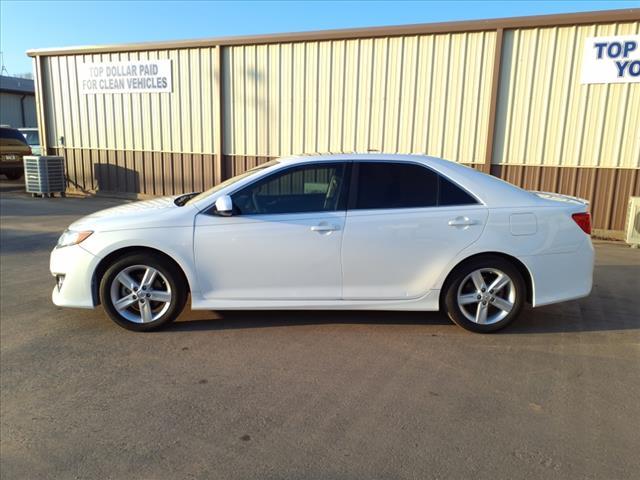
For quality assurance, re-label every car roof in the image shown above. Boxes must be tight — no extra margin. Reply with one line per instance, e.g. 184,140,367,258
279,153,481,174
0,126,21,133
280,153,435,163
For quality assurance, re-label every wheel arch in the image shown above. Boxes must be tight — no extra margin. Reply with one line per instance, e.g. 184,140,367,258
92,246,191,305
439,252,534,309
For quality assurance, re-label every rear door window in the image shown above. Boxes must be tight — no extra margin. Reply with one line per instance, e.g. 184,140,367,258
353,161,477,210
353,162,438,210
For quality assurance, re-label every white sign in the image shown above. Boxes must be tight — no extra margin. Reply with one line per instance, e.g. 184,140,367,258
78,60,172,93
581,35,640,84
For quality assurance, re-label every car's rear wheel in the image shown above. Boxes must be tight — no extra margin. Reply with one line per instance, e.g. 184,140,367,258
99,253,187,331
443,256,525,333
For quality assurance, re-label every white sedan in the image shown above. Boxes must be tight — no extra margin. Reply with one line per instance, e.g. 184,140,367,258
50,154,594,333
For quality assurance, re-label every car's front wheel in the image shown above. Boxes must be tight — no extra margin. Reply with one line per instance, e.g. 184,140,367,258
443,256,525,333
99,253,187,331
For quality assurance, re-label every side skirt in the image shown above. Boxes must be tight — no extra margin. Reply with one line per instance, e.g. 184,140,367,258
190,290,440,311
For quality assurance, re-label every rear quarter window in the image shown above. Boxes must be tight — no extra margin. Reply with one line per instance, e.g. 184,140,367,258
438,176,478,206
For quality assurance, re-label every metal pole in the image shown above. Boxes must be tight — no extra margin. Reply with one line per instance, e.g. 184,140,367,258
483,28,504,174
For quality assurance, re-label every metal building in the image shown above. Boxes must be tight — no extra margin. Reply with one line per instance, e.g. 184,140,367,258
0,76,37,128
27,9,640,236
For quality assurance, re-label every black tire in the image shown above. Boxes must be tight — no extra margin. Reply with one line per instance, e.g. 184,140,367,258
5,170,23,181
443,255,525,333
99,253,187,331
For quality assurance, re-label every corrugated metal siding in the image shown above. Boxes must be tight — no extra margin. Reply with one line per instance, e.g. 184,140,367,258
53,147,218,195
40,48,220,155
224,155,274,178
223,31,496,163
493,21,640,168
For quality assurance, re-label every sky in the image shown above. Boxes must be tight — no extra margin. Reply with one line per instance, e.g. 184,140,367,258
1,0,638,75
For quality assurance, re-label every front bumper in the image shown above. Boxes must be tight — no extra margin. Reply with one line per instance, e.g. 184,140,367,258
50,244,98,308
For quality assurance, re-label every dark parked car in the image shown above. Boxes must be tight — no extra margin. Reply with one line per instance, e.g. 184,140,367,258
0,127,31,180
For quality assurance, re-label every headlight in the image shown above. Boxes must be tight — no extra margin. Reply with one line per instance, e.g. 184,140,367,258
56,230,93,248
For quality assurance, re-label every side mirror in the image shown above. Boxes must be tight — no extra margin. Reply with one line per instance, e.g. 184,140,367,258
214,195,233,216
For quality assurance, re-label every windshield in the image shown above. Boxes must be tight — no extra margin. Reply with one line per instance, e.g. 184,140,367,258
185,160,280,205
21,130,40,146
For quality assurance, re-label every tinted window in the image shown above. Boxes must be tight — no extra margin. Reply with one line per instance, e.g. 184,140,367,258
21,130,40,146
355,162,438,209
438,176,477,206
232,163,347,215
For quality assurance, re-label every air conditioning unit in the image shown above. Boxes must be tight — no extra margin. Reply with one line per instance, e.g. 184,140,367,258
626,197,640,247
23,155,66,197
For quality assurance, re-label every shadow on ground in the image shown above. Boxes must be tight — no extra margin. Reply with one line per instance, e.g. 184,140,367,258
0,178,24,194
167,263,639,336
169,310,451,333
166,308,638,335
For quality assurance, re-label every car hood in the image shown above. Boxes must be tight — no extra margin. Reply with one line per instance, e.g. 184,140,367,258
68,196,195,232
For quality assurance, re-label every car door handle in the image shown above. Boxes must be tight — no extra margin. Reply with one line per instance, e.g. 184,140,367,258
448,217,479,227
310,224,339,233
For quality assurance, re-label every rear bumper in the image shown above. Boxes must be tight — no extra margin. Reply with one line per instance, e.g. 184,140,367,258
0,161,23,170
50,244,98,309
522,237,594,307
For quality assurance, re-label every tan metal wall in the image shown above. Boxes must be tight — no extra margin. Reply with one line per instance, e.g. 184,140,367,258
38,48,221,193
223,32,496,163
40,48,220,155
493,21,640,169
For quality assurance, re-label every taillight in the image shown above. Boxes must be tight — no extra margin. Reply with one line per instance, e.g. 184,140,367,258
572,212,591,235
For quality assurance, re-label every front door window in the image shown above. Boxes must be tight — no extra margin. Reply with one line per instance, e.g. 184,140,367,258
232,163,348,215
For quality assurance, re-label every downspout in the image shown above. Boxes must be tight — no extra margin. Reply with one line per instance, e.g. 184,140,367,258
20,94,27,127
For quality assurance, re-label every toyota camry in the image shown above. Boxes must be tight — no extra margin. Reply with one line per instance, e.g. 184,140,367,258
50,154,594,333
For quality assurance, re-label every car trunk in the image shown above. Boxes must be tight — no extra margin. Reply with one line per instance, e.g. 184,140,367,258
531,191,589,209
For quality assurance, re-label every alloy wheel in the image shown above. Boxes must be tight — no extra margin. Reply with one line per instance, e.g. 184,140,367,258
456,268,516,325
109,264,172,323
